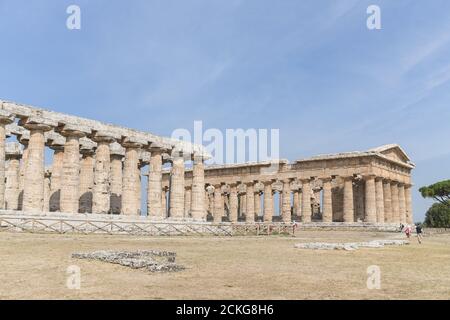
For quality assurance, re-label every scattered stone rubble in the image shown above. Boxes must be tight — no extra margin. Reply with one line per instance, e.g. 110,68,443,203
72,250,185,272
294,239,409,251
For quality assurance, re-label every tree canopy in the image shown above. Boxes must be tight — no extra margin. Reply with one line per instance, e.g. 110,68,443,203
419,180,450,207
424,202,450,228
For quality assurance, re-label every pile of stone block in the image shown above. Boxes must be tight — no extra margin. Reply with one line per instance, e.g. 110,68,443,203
72,250,185,272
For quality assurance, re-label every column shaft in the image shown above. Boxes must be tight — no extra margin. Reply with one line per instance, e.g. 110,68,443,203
281,181,291,223
49,148,64,212
301,179,312,223
364,176,377,223
110,155,123,214
263,182,273,222
147,151,163,219
391,183,400,223
60,135,82,213
246,183,255,222
322,178,333,223
92,141,112,214
79,152,95,213
122,146,141,215
405,185,413,224
343,177,354,223
383,181,392,223
229,185,238,222
398,184,406,224
5,156,20,210
213,185,223,223
375,178,385,223
190,156,206,221
169,157,185,219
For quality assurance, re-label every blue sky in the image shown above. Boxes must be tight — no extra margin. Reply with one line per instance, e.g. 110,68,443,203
1,0,450,221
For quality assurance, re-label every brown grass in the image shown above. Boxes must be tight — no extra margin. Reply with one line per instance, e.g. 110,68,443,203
0,230,449,300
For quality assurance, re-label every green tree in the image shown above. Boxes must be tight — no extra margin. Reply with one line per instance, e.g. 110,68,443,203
419,180,450,208
424,202,450,228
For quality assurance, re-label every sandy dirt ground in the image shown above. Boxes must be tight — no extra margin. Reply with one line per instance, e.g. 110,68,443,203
0,230,449,300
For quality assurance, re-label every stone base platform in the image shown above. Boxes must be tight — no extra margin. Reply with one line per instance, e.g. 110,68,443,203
0,210,399,236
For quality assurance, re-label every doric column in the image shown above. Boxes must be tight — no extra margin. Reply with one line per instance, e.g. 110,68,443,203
190,154,206,221
343,176,354,223
391,182,400,223
59,126,89,214
229,183,238,222
43,169,51,212
109,143,124,214
121,137,144,216
281,179,291,223
375,177,385,223
91,133,116,214
79,145,95,213
405,184,413,224
398,183,406,224
184,186,192,217
364,175,377,223
0,110,14,209
301,178,312,223
17,135,29,210
293,189,300,217
147,147,164,219
382,180,392,223
5,142,22,210
48,142,64,212
254,191,261,218
263,181,274,222
161,186,168,218
169,154,185,219
20,117,56,212
213,184,223,223
322,177,333,223
245,182,255,223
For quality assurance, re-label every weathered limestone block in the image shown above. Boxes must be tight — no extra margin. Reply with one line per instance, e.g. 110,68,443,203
169,155,185,219
342,176,354,223
322,178,333,223
364,175,377,223
59,125,90,213
375,177,385,223
5,142,21,210
0,110,14,209
190,155,206,221
21,117,57,212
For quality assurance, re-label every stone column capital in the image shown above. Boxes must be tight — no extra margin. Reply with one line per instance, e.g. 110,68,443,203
57,123,91,138
19,116,57,132
90,131,120,144
0,110,15,125
363,174,377,180
321,176,333,183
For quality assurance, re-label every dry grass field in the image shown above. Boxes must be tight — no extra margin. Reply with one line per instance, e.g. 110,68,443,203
0,230,449,300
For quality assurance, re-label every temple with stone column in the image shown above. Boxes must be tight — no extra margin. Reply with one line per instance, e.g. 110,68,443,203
0,99,415,230
162,145,415,225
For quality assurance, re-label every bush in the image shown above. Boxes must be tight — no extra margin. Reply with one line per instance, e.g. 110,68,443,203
424,202,450,228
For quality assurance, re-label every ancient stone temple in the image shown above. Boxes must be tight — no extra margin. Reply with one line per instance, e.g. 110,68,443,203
0,100,208,221
162,145,415,225
1,99,414,226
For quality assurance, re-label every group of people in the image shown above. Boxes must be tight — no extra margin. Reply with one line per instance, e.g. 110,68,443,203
401,223,423,244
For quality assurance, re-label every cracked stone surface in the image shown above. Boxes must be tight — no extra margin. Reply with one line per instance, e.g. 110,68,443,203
71,250,185,272
294,239,409,251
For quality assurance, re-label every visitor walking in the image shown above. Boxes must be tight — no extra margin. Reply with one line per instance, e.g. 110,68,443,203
416,224,423,244
404,225,412,239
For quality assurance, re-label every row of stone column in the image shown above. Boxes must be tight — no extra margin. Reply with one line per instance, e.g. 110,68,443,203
0,114,207,221
202,176,413,224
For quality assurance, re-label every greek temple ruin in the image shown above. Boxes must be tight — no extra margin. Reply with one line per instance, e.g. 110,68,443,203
0,100,208,221
0,99,414,227
162,145,415,225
